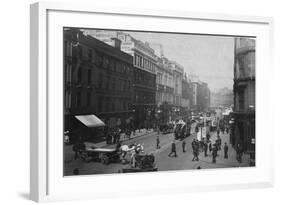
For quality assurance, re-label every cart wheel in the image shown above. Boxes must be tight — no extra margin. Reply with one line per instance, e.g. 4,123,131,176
101,154,109,165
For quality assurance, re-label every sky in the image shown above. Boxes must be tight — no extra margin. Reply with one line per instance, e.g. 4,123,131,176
126,31,235,92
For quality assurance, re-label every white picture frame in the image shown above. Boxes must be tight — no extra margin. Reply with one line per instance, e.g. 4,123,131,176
30,2,274,202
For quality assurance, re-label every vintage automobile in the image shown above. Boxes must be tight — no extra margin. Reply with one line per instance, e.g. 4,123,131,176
81,143,144,165
81,147,121,164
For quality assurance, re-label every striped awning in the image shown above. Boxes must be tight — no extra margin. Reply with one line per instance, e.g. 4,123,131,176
75,115,105,128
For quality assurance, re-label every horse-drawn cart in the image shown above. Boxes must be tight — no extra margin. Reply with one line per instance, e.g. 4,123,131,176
120,154,158,173
81,147,121,164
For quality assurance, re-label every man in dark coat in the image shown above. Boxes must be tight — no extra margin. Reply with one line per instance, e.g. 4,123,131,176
182,140,186,152
206,132,211,142
212,144,218,163
216,135,222,151
224,142,229,159
191,138,196,150
168,140,177,157
156,135,160,149
204,141,208,157
209,142,212,155
236,143,243,163
192,140,199,161
195,126,199,133
217,128,220,135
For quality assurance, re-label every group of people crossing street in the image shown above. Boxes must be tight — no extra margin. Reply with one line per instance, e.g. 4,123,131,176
157,124,236,166
152,120,246,170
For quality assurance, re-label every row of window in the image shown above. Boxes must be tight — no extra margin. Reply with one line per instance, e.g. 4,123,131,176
134,70,156,88
156,92,173,103
65,90,131,113
98,98,130,113
236,51,255,79
78,45,133,76
134,92,155,104
134,53,156,73
65,64,132,92
98,73,131,91
156,72,173,87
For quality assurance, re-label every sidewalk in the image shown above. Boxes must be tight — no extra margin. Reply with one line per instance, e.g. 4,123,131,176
85,129,156,149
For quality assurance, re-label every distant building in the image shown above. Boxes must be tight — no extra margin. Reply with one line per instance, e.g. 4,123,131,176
211,87,233,108
181,74,192,110
190,76,210,111
170,61,184,107
231,37,255,152
64,29,134,140
156,57,174,106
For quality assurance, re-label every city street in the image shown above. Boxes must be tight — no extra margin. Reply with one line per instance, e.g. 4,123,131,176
63,29,255,176
64,123,250,176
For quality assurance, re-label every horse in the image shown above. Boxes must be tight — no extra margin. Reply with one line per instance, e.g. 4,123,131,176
119,143,144,161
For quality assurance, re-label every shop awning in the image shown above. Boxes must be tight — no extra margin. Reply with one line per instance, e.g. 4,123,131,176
75,115,105,128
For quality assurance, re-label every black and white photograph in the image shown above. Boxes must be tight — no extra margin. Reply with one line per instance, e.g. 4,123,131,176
63,28,256,176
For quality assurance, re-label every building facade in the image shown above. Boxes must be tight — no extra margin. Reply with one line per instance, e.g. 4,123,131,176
170,61,184,107
181,74,192,110
231,37,255,152
64,29,134,140
190,79,210,112
156,56,174,106
83,30,158,129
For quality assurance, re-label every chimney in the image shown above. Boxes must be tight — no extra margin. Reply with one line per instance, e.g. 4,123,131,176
111,37,121,50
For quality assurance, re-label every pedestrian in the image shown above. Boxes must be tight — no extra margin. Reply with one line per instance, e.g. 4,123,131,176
195,126,199,133
191,138,196,150
206,132,211,142
236,143,243,163
156,135,160,149
222,127,225,134
192,140,199,161
209,142,212,154
182,140,186,152
168,140,177,157
212,144,218,163
224,142,229,159
194,141,200,161
204,141,208,157
216,135,222,151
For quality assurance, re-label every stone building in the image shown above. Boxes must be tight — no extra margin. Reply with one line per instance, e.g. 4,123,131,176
170,61,184,108
83,30,158,129
181,74,192,110
190,76,210,112
231,37,255,152
156,56,174,106
64,29,134,140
